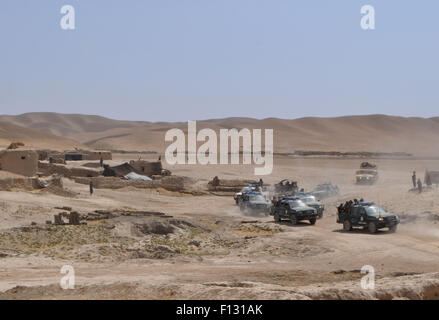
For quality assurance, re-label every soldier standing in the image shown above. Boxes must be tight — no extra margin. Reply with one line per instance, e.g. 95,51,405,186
417,178,422,193
90,181,94,196
412,171,417,189
100,157,104,168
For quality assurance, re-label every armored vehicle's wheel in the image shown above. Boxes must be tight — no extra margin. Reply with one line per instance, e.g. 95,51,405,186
274,212,281,222
389,225,397,233
290,214,297,225
309,218,316,225
368,222,377,234
343,220,352,231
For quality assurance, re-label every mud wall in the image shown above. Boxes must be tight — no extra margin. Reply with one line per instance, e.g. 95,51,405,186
74,175,186,192
0,150,38,177
0,178,34,191
48,150,112,161
36,150,52,161
38,162,101,178
84,151,112,161
48,153,65,161
207,178,257,192
0,175,63,191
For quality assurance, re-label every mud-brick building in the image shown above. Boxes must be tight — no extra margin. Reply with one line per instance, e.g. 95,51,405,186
84,150,112,161
129,160,163,176
0,149,38,176
62,150,112,161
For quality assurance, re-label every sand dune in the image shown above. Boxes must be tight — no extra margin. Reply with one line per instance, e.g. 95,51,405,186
0,121,84,151
1,113,439,155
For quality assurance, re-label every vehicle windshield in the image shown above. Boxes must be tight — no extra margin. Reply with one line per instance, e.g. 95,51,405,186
288,200,307,208
365,206,386,216
249,195,266,202
241,187,253,193
356,170,376,175
301,196,316,203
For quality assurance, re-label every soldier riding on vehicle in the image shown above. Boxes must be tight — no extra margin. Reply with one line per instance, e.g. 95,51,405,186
234,184,257,205
274,179,299,195
270,196,318,225
337,200,400,233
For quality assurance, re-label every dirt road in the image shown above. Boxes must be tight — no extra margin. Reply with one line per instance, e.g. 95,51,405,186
1,155,439,299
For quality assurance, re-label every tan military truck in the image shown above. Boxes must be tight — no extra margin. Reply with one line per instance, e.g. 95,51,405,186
355,162,378,185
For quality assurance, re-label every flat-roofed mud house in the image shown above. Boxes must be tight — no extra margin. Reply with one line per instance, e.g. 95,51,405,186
0,149,38,176
129,160,163,176
64,152,84,161
62,150,112,161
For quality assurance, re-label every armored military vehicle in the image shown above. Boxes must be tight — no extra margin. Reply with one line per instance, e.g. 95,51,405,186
296,193,325,218
356,162,378,185
337,201,400,233
234,184,258,205
239,191,271,216
270,197,318,225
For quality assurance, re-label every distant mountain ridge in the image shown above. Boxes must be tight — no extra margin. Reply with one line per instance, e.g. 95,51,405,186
1,112,438,155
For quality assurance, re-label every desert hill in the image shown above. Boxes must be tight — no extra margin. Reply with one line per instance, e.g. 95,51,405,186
1,113,439,155
0,113,140,142
0,121,84,151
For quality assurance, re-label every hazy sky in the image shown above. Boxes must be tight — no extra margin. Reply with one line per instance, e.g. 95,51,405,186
0,0,438,121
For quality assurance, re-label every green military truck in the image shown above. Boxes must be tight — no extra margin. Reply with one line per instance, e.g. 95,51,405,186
337,201,400,233
355,162,378,185
239,191,271,216
271,197,318,225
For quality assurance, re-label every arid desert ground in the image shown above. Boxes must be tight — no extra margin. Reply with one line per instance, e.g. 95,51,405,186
1,151,439,300
2,0,438,303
